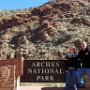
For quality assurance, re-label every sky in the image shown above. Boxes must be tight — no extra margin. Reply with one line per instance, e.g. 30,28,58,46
0,0,49,10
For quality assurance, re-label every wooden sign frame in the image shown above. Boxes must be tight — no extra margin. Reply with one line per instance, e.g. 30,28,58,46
0,57,24,76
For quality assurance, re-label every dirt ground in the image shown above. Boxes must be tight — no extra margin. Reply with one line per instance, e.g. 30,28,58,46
20,86,90,90
20,86,45,90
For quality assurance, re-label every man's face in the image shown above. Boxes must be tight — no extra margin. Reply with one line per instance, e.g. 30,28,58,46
81,42,87,50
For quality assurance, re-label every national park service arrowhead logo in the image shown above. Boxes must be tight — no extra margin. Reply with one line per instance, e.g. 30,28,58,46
0,66,10,86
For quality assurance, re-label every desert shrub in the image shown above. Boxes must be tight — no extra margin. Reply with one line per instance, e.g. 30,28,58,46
73,39,81,49
43,4,52,11
41,20,50,28
40,32,51,42
47,26,58,36
59,2,72,12
16,13,31,18
71,1,79,9
31,7,43,16
0,19,3,26
71,17,82,24
31,15,39,20
82,18,90,27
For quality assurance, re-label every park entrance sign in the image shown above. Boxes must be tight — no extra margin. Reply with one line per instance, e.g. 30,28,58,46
21,60,66,82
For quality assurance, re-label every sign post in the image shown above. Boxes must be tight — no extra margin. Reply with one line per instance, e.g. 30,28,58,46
14,65,16,90
16,56,24,90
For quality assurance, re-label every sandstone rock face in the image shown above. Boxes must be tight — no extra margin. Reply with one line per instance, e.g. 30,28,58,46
0,0,90,60
59,2,72,12
0,13,31,30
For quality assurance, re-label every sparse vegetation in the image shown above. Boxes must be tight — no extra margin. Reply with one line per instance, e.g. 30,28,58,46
0,0,90,60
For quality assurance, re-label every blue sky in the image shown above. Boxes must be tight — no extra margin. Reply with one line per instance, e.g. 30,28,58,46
0,0,48,10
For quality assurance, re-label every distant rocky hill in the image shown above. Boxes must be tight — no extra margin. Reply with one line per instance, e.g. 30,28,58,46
0,0,90,60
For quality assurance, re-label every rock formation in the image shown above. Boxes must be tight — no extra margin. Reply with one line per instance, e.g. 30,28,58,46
0,0,90,60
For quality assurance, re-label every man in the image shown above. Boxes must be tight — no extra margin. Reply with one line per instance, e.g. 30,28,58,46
76,41,90,88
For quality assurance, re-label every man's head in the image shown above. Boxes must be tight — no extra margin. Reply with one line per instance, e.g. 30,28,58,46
81,41,87,50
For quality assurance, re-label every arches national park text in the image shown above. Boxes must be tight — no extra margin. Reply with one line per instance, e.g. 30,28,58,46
28,61,62,81
20,60,66,82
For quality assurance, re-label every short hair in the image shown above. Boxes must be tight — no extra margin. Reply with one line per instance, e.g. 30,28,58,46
81,41,87,47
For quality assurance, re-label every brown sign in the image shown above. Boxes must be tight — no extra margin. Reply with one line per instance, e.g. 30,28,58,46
0,66,15,90
20,60,66,82
0,57,24,76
